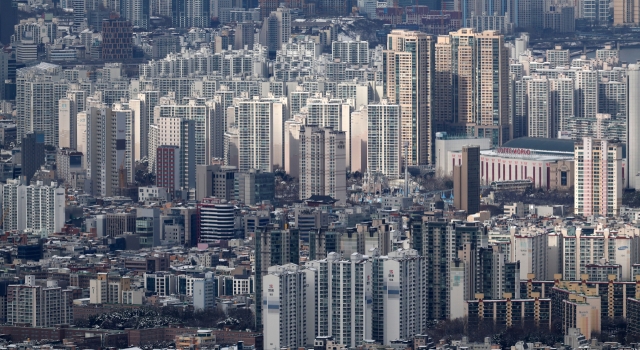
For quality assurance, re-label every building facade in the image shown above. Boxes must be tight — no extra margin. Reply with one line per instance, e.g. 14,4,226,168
574,137,623,217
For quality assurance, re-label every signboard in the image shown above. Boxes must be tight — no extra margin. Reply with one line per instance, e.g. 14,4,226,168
497,147,531,156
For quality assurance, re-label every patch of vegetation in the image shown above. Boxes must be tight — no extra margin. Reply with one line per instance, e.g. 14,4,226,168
75,306,255,331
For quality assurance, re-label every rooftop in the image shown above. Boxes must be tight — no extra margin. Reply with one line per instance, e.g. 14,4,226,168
502,137,576,153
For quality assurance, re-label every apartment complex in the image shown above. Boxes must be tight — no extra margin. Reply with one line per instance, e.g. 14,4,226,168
2,179,65,234
7,276,73,327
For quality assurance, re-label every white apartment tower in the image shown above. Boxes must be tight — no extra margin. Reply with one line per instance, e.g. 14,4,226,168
236,98,276,172
527,77,552,138
59,97,76,149
16,63,66,145
562,227,639,281
628,64,640,189
2,179,27,232
26,181,66,235
303,98,352,167
574,137,623,217
575,68,599,119
86,107,128,197
332,40,369,65
2,180,65,234
550,76,574,134
284,115,306,178
154,98,214,167
372,249,428,345
306,252,373,348
298,126,347,203
510,229,548,280
263,264,313,350
546,46,570,68
367,102,401,178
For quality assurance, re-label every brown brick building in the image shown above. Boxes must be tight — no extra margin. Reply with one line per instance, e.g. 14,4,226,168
101,19,133,61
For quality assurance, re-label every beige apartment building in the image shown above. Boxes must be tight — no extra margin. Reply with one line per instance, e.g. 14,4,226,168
383,30,434,165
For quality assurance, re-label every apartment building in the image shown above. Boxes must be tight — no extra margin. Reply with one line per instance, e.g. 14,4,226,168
383,30,433,165
574,137,623,217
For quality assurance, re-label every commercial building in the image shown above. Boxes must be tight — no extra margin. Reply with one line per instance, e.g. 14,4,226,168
447,137,575,190
156,146,181,197
574,137,623,217
193,278,215,311
144,272,177,296
435,133,491,177
236,169,275,205
453,145,480,214
99,212,136,238
21,132,45,186
101,19,133,60
195,164,236,202
197,198,236,242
